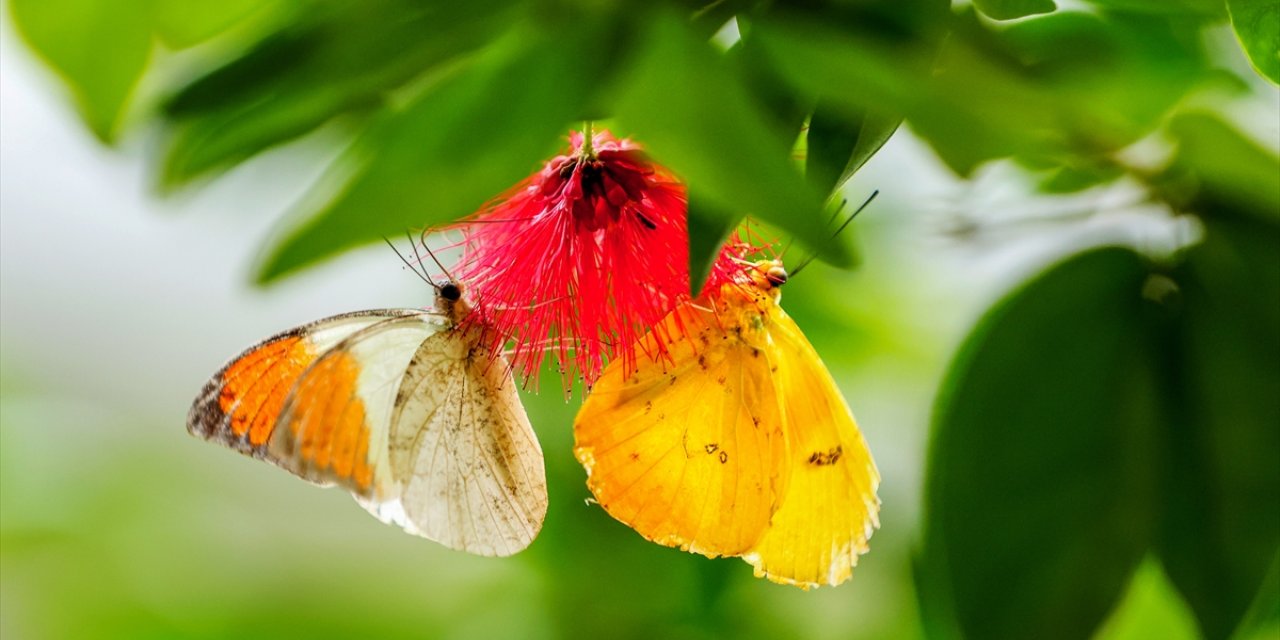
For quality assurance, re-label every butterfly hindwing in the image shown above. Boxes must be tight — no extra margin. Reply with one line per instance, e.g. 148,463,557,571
391,327,548,557
742,306,881,588
574,304,788,557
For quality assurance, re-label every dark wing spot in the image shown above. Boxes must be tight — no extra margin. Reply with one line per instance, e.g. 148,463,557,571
718,451,729,464
698,354,707,370
704,443,719,454
629,452,640,461
808,445,845,466
644,400,652,415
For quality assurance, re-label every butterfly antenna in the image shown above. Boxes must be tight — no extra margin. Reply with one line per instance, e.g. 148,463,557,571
383,236,439,290
404,230,435,283
419,235,457,283
792,190,879,277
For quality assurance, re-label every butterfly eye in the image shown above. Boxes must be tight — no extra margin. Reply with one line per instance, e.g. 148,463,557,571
765,265,789,287
440,282,462,302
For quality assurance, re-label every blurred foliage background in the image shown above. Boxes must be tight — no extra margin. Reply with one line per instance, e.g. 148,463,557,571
2,0,1278,638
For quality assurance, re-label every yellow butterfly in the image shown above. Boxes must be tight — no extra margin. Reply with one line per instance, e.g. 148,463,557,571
573,259,880,587
188,280,548,557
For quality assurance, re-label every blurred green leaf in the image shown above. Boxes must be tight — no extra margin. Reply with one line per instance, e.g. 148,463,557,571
754,14,1058,175
688,196,741,298
1235,552,1280,639
151,0,274,49
612,11,846,266
256,20,603,282
1081,0,1225,15
1034,161,1124,194
921,247,1158,640
1227,0,1280,83
806,100,900,198
757,10,1208,175
9,0,151,142
1164,112,1280,226
1159,218,1280,640
998,12,1208,147
1095,557,1201,640
973,0,1057,20
161,0,513,186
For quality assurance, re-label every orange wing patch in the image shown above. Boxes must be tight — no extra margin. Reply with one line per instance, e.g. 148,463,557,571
282,351,375,491
217,336,315,447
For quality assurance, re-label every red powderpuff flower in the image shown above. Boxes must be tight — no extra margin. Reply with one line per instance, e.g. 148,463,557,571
451,129,741,391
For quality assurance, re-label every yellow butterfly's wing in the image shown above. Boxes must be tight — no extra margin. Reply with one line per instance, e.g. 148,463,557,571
742,305,881,588
387,326,548,557
574,303,789,557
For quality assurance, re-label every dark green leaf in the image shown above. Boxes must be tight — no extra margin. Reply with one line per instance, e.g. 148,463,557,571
161,0,512,185
1159,218,1280,640
806,100,900,198
255,22,602,282
1227,0,1280,83
921,247,1159,640
9,0,151,142
1234,551,1280,639
612,11,846,266
687,196,741,298
973,0,1057,20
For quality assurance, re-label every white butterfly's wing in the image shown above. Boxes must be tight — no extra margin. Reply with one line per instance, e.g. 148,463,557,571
187,309,429,466
388,328,548,557
267,313,446,499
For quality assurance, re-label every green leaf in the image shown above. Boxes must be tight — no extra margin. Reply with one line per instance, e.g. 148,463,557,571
255,21,602,283
151,0,275,49
920,247,1159,640
1235,551,1280,640
1165,112,1280,227
687,196,741,298
612,11,846,266
161,0,512,186
1095,557,1201,640
1159,218,1280,640
806,100,900,198
1226,0,1280,83
753,15,1057,175
9,0,152,142
973,0,1057,20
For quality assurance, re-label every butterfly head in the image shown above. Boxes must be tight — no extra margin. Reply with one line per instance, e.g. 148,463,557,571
434,279,470,320
745,259,788,290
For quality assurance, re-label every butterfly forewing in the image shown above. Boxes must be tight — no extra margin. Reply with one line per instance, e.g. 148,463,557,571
268,313,445,498
574,303,788,557
187,309,426,465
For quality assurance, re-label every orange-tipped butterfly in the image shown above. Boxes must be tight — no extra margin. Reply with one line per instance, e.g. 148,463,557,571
573,259,880,587
188,278,547,557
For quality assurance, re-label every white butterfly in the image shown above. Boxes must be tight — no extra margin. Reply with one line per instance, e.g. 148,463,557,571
187,280,547,557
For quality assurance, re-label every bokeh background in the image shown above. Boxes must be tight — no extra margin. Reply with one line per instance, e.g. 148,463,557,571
2,1,1277,639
